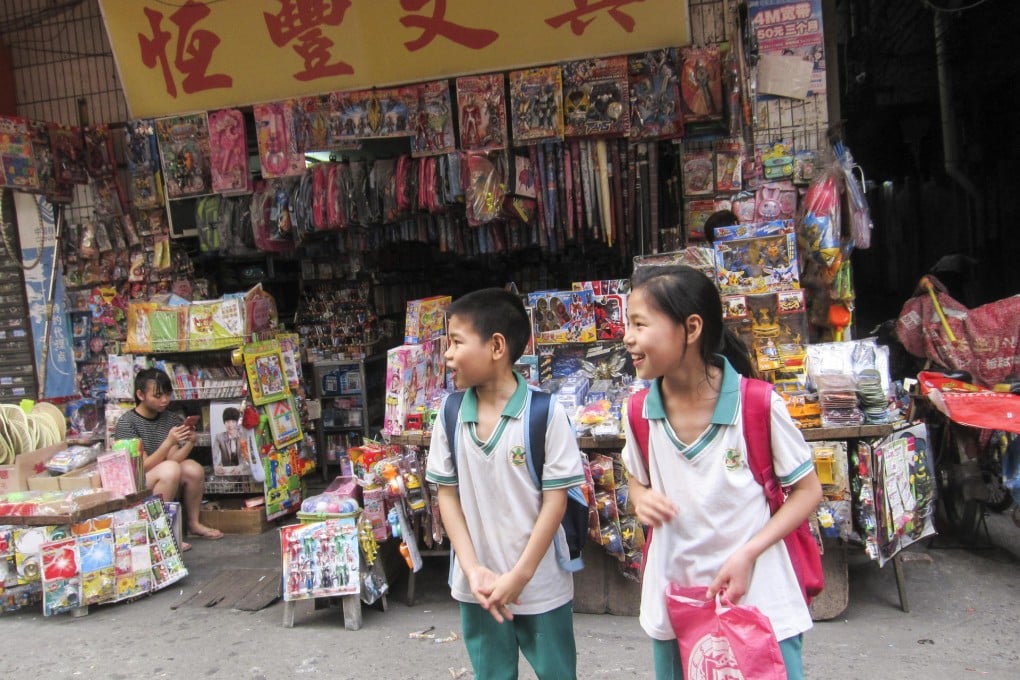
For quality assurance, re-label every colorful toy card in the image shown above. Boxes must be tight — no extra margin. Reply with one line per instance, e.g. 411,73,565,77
50,123,88,185
41,538,81,616
330,87,419,140
265,394,303,450
456,73,507,151
528,290,597,344
628,48,683,140
404,295,451,344
77,529,115,605
292,94,332,152
0,115,39,191
83,124,116,179
562,56,630,138
509,66,564,145
411,80,456,157
263,445,304,520
713,220,800,294
187,298,245,351
208,108,251,195
681,150,714,196
253,100,305,179
29,120,73,203
714,139,744,192
243,340,291,405
155,113,213,198
280,516,360,601
679,45,724,123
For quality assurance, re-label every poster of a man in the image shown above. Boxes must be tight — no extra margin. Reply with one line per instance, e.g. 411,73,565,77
211,401,247,476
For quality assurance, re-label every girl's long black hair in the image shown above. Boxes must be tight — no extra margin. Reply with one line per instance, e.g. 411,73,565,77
630,264,756,378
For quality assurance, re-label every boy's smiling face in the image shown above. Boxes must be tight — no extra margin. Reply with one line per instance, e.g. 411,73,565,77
444,314,495,390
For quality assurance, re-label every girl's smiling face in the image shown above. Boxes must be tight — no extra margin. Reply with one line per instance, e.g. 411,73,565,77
624,287,692,380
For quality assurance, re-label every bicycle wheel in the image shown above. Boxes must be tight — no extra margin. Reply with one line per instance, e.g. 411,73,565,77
933,420,983,537
984,432,1015,512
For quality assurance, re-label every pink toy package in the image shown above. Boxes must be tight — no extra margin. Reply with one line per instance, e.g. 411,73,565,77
383,344,429,435
209,108,251,195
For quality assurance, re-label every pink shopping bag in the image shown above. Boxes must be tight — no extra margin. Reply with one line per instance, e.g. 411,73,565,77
665,583,787,680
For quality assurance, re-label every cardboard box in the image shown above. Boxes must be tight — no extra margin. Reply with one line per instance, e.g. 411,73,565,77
59,462,103,491
198,498,271,534
0,443,66,495
27,473,62,492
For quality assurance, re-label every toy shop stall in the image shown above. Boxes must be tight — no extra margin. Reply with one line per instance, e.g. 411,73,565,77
0,0,937,624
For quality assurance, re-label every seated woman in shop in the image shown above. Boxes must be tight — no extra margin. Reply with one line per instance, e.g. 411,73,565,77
114,368,223,547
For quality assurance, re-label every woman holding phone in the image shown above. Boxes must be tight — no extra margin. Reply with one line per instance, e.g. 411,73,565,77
114,368,224,548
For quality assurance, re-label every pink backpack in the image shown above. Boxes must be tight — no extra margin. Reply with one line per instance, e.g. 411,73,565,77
627,377,823,603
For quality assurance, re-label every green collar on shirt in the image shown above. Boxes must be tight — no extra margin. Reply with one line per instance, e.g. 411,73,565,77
645,355,741,426
459,371,529,424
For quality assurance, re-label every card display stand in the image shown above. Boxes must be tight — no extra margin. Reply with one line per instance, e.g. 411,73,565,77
279,511,375,630
0,495,187,617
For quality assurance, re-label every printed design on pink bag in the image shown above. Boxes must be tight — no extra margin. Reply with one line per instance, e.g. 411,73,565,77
686,632,742,679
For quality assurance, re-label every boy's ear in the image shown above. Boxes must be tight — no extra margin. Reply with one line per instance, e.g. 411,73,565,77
489,332,508,359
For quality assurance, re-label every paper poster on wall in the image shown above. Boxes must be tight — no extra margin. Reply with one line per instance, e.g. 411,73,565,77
210,400,248,476
749,0,826,97
15,192,76,398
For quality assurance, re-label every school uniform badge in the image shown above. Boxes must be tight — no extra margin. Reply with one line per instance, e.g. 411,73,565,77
509,445,527,467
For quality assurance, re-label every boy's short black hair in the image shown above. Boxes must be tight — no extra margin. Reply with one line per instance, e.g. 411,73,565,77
446,288,531,363
704,209,739,244
222,407,240,423
134,367,173,405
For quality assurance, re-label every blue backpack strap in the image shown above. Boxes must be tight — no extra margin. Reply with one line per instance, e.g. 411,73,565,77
523,390,552,487
440,390,466,587
442,391,467,474
525,390,586,572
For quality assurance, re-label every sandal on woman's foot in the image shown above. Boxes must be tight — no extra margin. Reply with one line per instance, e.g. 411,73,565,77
181,542,193,552
190,527,224,539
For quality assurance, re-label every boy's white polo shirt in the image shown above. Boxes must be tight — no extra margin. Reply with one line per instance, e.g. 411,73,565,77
426,372,586,615
621,358,814,641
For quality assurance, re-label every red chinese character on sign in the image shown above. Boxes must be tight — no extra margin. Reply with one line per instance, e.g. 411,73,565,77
545,0,644,36
399,0,499,51
264,0,354,81
138,1,232,97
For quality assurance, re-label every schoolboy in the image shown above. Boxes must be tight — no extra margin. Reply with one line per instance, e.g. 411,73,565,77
425,288,585,680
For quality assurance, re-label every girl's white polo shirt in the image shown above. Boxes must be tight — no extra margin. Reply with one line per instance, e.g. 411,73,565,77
621,359,814,641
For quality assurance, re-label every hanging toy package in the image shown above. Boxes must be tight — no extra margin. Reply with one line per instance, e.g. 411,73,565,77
834,139,873,250
798,159,842,272
462,151,507,226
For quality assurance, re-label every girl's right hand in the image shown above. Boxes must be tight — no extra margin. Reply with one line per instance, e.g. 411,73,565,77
168,424,192,446
632,485,678,528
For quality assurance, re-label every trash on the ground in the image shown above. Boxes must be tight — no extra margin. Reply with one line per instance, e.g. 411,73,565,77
449,667,471,679
434,631,459,644
409,625,436,639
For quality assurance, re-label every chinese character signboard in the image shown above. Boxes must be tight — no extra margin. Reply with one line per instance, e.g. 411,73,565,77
98,0,692,118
